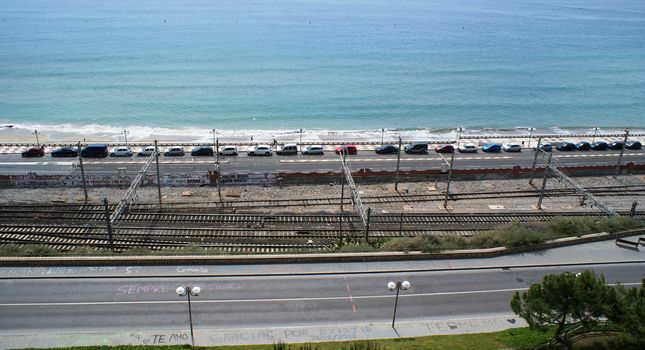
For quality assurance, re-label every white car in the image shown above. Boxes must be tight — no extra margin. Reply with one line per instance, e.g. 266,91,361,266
248,145,272,156
137,146,157,156
218,146,238,156
458,143,477,153
502,143,522,152
163,146,185,156
302,145,324,155
109,146,133,157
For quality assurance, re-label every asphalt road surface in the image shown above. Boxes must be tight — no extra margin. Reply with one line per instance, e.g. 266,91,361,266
1,149,644,175
0,262,642,334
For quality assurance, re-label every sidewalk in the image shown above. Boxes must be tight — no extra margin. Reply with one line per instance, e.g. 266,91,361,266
0,315,527,349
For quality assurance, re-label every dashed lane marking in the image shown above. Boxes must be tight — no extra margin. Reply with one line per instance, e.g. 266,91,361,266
280,157,514,163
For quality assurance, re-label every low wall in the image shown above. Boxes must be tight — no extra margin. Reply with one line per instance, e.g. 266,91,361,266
1,163,644,188
0,173,209,188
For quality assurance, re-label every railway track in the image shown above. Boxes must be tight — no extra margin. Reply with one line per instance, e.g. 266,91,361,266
1,184,643,213
1,210,643,253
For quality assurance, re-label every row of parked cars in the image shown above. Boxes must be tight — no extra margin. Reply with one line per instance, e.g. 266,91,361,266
19,143,358,158
19,139,644,158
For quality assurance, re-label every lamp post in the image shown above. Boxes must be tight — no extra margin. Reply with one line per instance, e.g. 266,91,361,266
527,127,535,148
456,127,464,147
123,129,129,146
387,280,410,328
381,128,385,146
592,127,599,143
176,285,201,346
34,130,40,147
299,128,303,150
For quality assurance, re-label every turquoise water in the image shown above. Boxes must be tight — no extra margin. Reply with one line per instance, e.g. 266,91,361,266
0,0,644,133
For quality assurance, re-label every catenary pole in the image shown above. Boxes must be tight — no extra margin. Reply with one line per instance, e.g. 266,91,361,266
77,141,88,202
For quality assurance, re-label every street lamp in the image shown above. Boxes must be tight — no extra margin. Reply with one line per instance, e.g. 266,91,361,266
299,128,303,150
176,285,201,346
34,130,40,147
387,280,410,328
456,127,464,147
592,127,599,143
123,129,129,146
527,127,535,148
381,128,385,146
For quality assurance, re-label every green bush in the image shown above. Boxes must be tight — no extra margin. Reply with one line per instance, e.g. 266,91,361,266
381,235,441,252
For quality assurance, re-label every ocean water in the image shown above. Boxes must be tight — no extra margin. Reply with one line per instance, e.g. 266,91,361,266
0,0,644,139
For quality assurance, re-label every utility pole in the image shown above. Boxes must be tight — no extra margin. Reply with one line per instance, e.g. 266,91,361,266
614,129,629,179
123,129,128,146
537,152,553,209
395,137,402,191
299,128,303,150
339,151,346,241
34,130,40,147
443,151,455,208
381,128,385,145
364,207,371,243
77,141,88,202
103,198,114,252
154,140,162,208
528,136,543,186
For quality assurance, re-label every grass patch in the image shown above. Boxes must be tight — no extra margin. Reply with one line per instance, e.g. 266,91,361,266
18,327,560,350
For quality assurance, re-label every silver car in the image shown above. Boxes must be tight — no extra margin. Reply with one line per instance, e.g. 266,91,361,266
302,145,324,155
163,146,185,156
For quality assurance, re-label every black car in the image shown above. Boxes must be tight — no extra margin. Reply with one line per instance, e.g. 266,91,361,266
590,141,608,150
608,141,624,150
51,146,78,157
556,142,576,152
375,144,399,154
576,141,591,151
625,140,642,150
191,146,214,156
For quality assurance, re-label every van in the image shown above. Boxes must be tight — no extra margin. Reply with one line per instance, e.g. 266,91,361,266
276,144,298,155
81,144,109,158
404,142,428,154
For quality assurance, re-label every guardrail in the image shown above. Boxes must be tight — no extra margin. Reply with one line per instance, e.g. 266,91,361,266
615,238,639,250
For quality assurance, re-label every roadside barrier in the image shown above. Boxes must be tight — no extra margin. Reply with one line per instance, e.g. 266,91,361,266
615,238,639,250
639,237,645,246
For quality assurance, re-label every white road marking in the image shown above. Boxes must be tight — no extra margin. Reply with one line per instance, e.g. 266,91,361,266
1,283,640,307
280,157,514,163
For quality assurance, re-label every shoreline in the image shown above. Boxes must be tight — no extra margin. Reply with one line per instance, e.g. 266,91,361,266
0,124,642,146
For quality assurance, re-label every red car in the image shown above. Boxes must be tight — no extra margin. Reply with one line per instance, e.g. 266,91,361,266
335,144,357,155
435,144,455,153
21,146,45,158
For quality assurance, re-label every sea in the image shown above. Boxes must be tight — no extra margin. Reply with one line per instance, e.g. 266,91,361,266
0,0,644,142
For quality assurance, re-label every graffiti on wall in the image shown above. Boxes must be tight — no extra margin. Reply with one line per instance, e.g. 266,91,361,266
9,173,209,187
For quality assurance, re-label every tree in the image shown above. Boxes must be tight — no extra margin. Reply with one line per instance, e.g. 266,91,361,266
511,271,609,350
605,279,645,341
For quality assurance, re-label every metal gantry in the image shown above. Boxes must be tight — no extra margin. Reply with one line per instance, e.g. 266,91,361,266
534,149,618,216
110,150,159,224
339,152,369,230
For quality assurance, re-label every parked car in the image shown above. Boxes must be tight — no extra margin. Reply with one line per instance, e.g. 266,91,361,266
335,144,357,155
276,144,298,155
556,142,576,152
435,144,454,153
191,146,214,156
375,144,399,154
457,143,477,153
163,146,185,156
21,146,45,158
51,146,78,157
137,146,158,156
403,142,428,154
81,144,109,158
248,145,272,156
502,143,522,152
302,145,324,155
576,141,591,151
535,142,553,152
625,140,642,150
591,141,608,150
109,146,133,157
481,143,502,153
608,141,624,150
218,146,238,156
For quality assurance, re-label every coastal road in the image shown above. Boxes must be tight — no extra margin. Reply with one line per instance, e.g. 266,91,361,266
0,262,643,335
1,149,644,175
